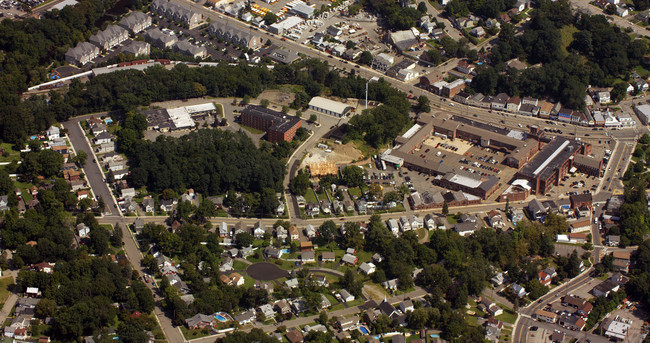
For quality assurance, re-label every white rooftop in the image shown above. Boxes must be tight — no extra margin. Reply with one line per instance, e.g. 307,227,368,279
270,16,304,31
185,103,216,114
448,173,481,188
606,319,631,340
401,124,422,139
308,96,351,114
168,107,196,129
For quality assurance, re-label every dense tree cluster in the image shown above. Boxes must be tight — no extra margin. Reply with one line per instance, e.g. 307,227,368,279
619,136,650,245
126,129,285,195
16,257,155,341
470,0,647,110
0,0,116,102
626,239,650,308
364,0,422,30
445,0,516,19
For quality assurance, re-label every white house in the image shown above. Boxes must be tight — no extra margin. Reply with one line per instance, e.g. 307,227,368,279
46,126,60,140
339,289,355,302
359,262,376,275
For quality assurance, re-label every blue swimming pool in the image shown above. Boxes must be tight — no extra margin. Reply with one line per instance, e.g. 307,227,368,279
359,326,369,334
281,249,290,254
215,315,227,322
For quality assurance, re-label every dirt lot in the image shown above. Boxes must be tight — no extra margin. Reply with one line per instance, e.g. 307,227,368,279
301,139,363,171
257,89,297,109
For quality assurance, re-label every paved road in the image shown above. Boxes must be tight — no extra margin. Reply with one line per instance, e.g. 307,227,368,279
513,267,594,343
64,116,186,343
62,117,120,216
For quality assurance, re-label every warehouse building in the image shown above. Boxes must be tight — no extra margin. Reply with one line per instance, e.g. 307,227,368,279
240,105,302,143
308,97,353,118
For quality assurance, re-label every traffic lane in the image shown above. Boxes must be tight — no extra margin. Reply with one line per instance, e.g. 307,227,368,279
518,317,611,343
118,222,187,343
63,119,118,216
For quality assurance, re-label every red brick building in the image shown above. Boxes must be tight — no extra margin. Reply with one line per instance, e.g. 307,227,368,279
240,105,302,143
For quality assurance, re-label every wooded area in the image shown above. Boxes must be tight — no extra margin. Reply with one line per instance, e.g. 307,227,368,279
469,0,647,110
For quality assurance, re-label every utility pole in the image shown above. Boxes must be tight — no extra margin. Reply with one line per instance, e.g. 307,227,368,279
365,80,368,111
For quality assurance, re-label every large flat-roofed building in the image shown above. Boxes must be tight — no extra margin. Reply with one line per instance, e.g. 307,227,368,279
308,97,353,118
269,16,304,35
635,104,650,125
433,172,499,200
516,137,583,194
241,105,302,143
572,154,603,177
141,105,203,131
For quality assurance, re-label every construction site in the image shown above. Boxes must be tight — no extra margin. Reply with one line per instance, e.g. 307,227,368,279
301,139,364,177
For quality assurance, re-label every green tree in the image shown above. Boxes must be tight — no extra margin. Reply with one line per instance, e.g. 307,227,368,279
442,201,449,216
358,51,373,65
342,166,364,187
309,114,318,123
318,220,337,243
264,12,278,24
235,232,254,248
261,99,270,108
289,170,311,196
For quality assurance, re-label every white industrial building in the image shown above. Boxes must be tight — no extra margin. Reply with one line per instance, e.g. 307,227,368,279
269,16,304,35
308,97,353,118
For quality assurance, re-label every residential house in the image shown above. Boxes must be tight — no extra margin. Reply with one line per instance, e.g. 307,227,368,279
94,132,113,145
289,226,299,240
258,304,275,319
559,313,586,331
274,300,291,314
305,202,320,216
511,283,526,298
65,42,100,66
208,22,262,50
311,274,329,287
339,289,355,302
321,251,335,262
341,253,358,265
535,309,557,323
301,251,315,263
234,310,256,325
185,314,213,330
77,223,90,238
487,210,505,229
276,225,288,240
538,270,552,286
143,197,155,213
144,28,178,49
285,278,299,289
264,246,283,259
160,199,176,212
527,198,546,220
174,39,207,58
478,298,503,316
89,25,128,51
383,278,399,291
118,11,152,33
399,300,414,313
506,96,521,112
359,262,376,275
304,224,316,239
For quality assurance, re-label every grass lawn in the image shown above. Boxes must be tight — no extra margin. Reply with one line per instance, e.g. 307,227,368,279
348,187,362,199
0,276,14,306
233,260,249,271
446,215,458,225
559,25,579,54
495,304,518,324
304,188,318,204
242,275,256,289
180,327,211,340
387,203,406,213
0,143,20,163
356,249,373,263
246,254,265,263
240,124,265,135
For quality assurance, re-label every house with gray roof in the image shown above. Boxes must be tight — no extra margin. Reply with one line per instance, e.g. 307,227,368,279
208,22,262,50
89,25,128,51
65,42,100,66
151,0,203,28
122,41,150,56
175,39,207,59
118,11,152,33
144,28,178,49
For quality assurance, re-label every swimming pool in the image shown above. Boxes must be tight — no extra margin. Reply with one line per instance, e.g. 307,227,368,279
281,249,290,254
359,326,369,334
215,315,227,322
